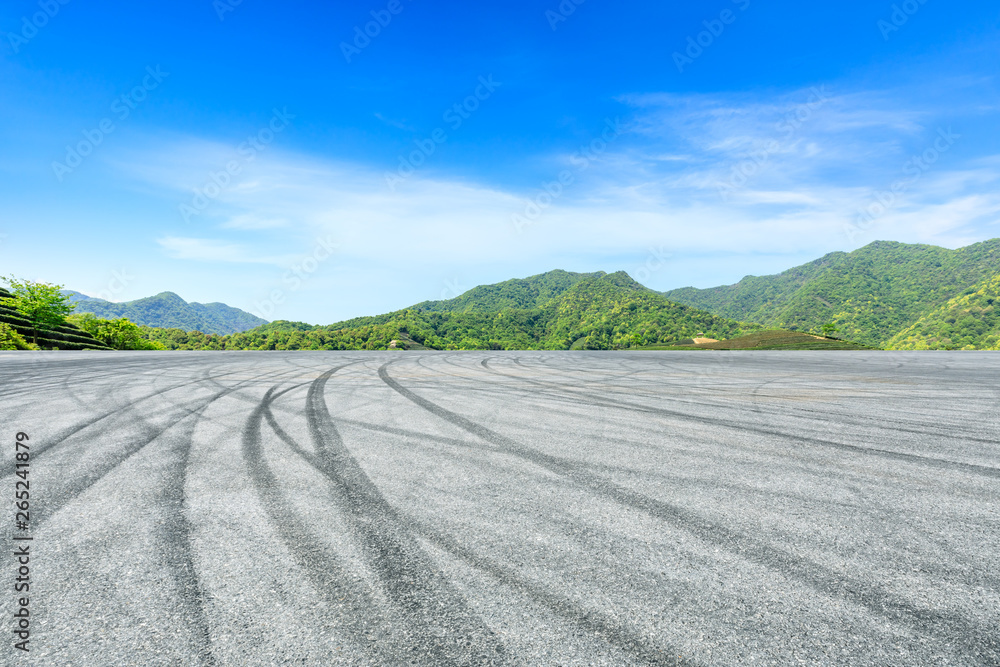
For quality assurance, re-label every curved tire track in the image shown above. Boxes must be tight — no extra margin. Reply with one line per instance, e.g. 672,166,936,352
1,362,246,474
245,372,507,665
480,357,1000,480
378,358,1000,664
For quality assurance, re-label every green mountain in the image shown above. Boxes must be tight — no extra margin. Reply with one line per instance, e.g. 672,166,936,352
887,272,1000,350
16,241,1000,351
536,271,756,349
663,239,1000,348
66,290,267,335
143,271,763,351
413,269,603,313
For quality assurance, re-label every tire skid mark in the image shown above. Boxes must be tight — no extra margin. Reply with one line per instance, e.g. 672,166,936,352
734,368,1000,447
505,355,1000,450
307,372,694,665
154,402,222,667
197,366,318,405
55,364,161,404
514,355,689,393
0,356,165,396
57,364,160,411
407,518,701,667
643,355,999,446
491,356,746,409
325,416,819,519
290,367,508,665
329,417,881,516
16,368,280,535
155,362,314,667
1,363,247,474
267,411,545,506
481,358,1000,480
5,351,209,383
379,359,1000,662
54,357,221,413
8,364,300,554
479,360,1000,492
243,384,419,666
433,356,637,415
2,368,294,663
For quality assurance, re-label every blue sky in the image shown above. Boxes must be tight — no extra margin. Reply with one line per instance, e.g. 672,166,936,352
1,0,998,323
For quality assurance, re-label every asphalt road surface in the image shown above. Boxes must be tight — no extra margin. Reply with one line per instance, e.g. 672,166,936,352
1,351,999,666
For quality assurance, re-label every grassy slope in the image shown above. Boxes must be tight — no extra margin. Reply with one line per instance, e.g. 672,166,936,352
636,330,873,351
664,239,1000,348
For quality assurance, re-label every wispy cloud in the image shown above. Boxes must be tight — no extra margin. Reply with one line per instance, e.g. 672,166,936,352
220,213,291,230
118,76,1000,308
156,236,291,265
374,112,415,132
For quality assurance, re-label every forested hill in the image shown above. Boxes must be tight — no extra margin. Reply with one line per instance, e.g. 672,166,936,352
143,271,762,351
66,290,267,335
412,269,604,313
887,271,1000,350
663,239,1000,348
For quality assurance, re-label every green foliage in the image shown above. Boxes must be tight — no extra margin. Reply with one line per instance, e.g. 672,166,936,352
637,330,873,351
887,272,1000,350
0,286,108,350
3,276,76,344
414,269,603,313
68,313,165,350
140,272,761,351
664,239,1000,348
65,290,267,335
0,322,34,350
537,271,758,349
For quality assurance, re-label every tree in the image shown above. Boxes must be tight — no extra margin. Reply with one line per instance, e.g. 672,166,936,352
820,322,837,338
3,276,75,345
68,313,165,350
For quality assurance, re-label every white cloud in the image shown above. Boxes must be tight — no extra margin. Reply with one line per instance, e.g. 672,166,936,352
156,236,291,265
221,213,290,230
128,125,999,266
113,79,1000,322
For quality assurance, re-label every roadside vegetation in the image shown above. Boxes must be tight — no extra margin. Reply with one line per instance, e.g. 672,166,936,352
67,313,165,350
634,330,875,351
0,277,160,350
1,279,109,350
0,322,36,350
4,275,76,346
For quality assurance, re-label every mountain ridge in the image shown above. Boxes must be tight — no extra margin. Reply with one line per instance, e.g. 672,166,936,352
412,269,606,313
66,290,267,335
29,237,1000,350
142,270,763,351
663,238,1000,348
